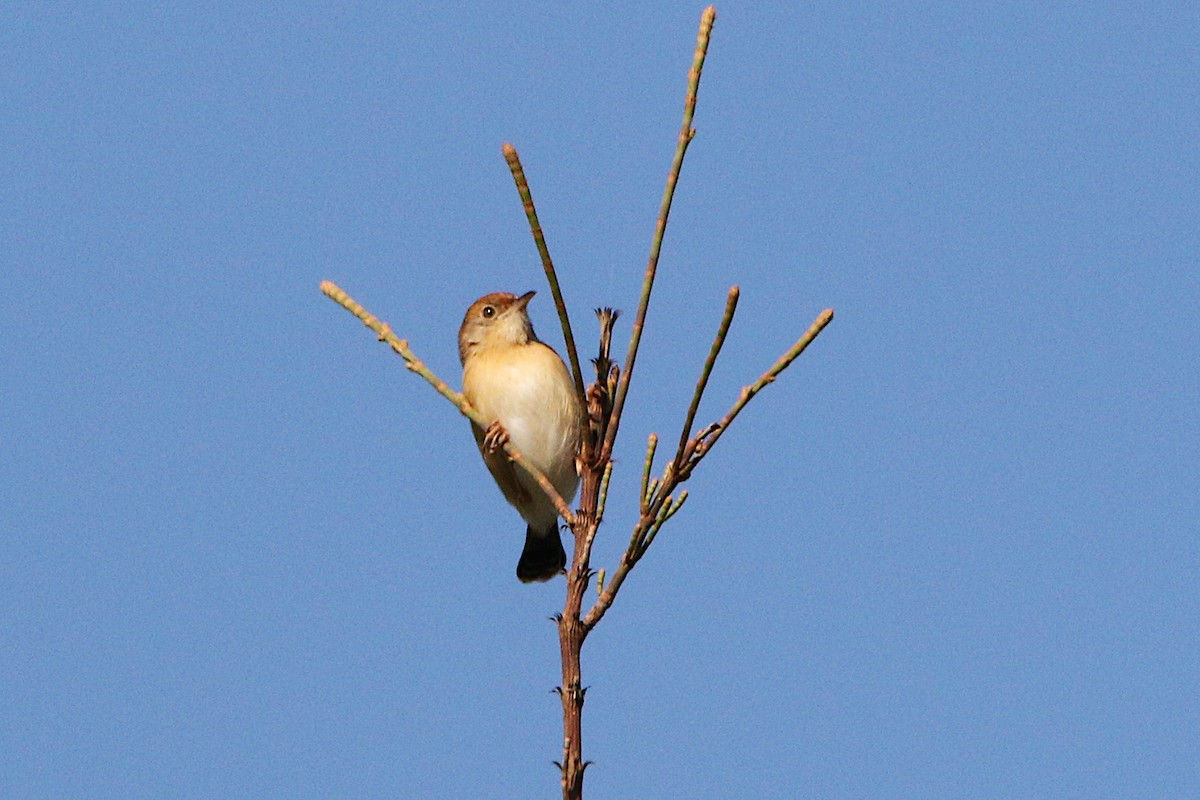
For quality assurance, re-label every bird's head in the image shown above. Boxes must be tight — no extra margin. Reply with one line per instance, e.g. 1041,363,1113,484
458,291,538,365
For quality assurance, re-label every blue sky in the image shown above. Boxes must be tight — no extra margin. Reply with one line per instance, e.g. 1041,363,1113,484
3,2,1197,798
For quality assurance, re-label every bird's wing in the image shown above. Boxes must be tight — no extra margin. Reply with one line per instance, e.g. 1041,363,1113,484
471,423,532,507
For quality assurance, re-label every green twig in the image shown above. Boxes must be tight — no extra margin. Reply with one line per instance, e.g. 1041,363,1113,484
596,460,614,525
642,490,688,552
640,433,658,513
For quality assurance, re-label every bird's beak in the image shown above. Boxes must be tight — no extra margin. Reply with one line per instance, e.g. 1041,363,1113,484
515,291,536,311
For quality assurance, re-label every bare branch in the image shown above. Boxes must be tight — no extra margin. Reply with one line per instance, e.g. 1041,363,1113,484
601,6,717,464
584,549,633,631
320,280,577,527
689,307,834,464
673,285,739,469
585,303,833,632
502,143,588,421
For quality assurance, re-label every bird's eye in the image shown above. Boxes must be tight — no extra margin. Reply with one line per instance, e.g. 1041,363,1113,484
482,306,496,318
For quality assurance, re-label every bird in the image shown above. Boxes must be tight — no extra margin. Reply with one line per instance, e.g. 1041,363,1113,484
459,291,583,582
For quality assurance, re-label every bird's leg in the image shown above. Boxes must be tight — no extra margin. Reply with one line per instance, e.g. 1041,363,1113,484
483,421,510,454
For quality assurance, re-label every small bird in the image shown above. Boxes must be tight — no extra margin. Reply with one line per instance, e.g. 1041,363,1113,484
459,291,583,582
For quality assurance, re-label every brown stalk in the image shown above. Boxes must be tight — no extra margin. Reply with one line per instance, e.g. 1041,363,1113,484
600,5,717,467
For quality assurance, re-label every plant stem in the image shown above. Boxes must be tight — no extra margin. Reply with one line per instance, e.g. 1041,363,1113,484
556,13,717,796
692,307,834,461
673,285,739,468
601,6,717,465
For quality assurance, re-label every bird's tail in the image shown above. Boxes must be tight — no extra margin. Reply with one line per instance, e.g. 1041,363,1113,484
516,523,566,583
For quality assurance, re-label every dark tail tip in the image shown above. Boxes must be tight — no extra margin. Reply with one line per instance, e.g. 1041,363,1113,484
516,524,566,583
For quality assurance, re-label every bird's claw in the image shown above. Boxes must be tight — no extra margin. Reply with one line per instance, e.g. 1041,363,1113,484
484,421,510,454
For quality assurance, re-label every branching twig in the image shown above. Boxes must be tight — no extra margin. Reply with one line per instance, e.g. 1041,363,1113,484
319,280,577,527
688,307,834,465
642,491,688,552
584,306,833,630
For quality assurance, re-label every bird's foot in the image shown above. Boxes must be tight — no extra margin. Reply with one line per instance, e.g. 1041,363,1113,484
483,421,510,454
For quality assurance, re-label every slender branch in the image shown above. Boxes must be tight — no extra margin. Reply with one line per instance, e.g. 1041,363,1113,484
503,143,588,419
584,551,633,630
585,491,670,631
584,7,720,638
690,307,834,462
320,280,577,526
601,5,717,463
673,285,739,469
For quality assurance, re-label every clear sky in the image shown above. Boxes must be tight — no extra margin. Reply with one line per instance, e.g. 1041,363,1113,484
3,3,1197,798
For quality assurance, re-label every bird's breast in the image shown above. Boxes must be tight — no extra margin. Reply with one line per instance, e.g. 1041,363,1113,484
463,343,582,483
